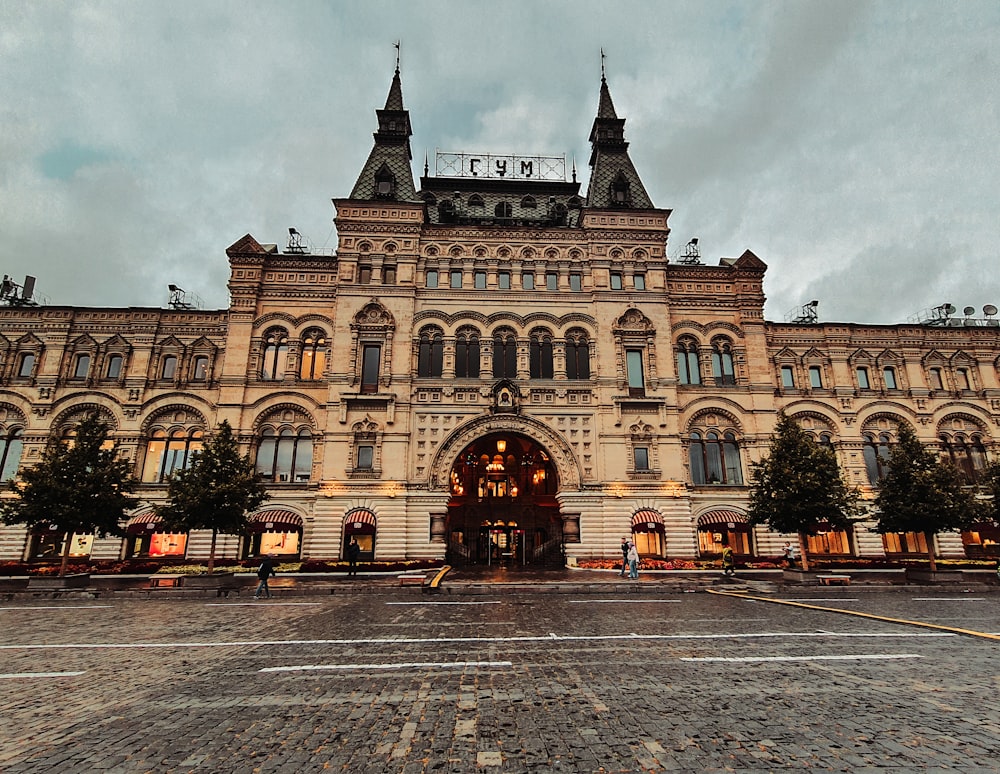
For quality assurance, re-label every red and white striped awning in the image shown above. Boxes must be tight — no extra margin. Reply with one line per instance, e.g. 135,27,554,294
697,509,748,528
125,509,163,535
344,509,377,534
247,509,303,533
631,509,664,532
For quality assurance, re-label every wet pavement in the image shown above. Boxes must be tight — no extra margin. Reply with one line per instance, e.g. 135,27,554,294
2,578,1000,772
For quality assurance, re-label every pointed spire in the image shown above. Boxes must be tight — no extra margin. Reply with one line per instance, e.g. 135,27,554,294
585,73,653,209
349,56,417,201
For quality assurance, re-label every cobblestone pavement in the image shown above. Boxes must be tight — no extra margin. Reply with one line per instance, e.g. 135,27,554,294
2,584,999,773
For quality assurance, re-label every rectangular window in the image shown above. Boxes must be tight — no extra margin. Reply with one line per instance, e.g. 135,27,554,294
450,270,463,289
929,367,943,390
883,366,897,389
161,356,177,380
780,366,795,388
626,349,645,395
383,265,396,285
474,271,487,289
18,353,34,378
633,274,646,290
498,271,511,290
356,445,374,470
610,273,623,290
360,345,381,394
633,447,650,471
522,273,534,290
569,274,582,292
426,270,438,288
546,272,558,291
359,265,372,284
808,366,823,388
193,356,208,380
106,355,123,379
957,367,971,390
856,367,870,389
73,354,91,379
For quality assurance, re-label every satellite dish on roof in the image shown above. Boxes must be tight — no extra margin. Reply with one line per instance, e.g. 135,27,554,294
985,304,998,317
964,306,976,316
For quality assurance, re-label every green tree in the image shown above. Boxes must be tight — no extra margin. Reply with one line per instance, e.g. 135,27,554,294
157,420,268,573
873,423,979,572
747,412,861,571
979,460,1000,528
0,412,138,576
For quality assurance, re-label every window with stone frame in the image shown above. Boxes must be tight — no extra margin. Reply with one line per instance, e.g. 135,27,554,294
0,406,25,481
492,327,518,379
627,420,659,478
938,416,989,484
529,328,554,379
882,364,899,390
564,328,591,380
675,336,701,385
255,407,314,483
140,408,205,483
860,416,907,485
687,413,744,486
790,414,837,452
454,326,481,379
710,337,736,386
299,328,328,380
349,301,395,395
348,416,381,477
65,336,96,382
614,308,656,398
260,328,289,381
12,335,42,380
417,326,444,378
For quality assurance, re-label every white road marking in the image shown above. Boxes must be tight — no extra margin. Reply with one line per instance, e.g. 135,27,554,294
0,671,86,678
569,599,681,604
0,606,113,611
682,653,920,663
911,598,985,602
385,601,501,606
205,602,322,607
261,660,513,673
0,630,953,651
779,598,859,603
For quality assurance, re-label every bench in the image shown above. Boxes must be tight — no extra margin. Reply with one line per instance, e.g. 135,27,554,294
148,574,183,588
817,574,851,586
398,573,427,586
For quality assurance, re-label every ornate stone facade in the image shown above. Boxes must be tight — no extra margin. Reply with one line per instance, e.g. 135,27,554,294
1,68,998,566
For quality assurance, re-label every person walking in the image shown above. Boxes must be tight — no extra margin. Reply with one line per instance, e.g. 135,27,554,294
721,545,735,577
627,540,640,580
347,537,361,577
782,541,797,567
619,536,630,577
254,554,276,599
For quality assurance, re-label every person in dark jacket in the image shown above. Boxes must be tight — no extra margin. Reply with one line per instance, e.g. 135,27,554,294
619,536,630,577
347,538,361,577
722,545,735,577
254,555,276,599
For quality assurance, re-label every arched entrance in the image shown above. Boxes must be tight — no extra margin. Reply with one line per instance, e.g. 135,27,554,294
445,432,564,567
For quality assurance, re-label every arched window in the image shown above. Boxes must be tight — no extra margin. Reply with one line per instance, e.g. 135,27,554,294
883,366,898,390
940,433,988,484
565,330,591,380
256,427,313,483
493,330,517,379
711,338,735,386
455,328,481,379
689,429,744,485
261,329,288,380
73,354,91,379
0,426,23,481
529,330,554,379
299,328,327,380
862,432,893,484
192,356,209,381
142,428,204,482
468,194,484,207
17,352,35,378
417,328,444,377
521,196,536,209
676,338,701,385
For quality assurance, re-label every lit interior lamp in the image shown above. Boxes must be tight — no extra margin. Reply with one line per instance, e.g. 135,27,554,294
496,439,506,453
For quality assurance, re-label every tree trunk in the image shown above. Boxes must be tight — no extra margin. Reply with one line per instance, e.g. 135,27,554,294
926,531,937,573
207,529,218,574
798,533,810,572
59,531,71,577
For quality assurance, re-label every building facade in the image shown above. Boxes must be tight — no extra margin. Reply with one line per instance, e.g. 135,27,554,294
2,68,999,567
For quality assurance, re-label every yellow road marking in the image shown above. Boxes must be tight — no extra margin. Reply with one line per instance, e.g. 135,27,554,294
706,588,1000,642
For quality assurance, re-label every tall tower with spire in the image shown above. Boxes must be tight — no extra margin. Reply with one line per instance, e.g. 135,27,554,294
349,63,418,201
585,74,653,209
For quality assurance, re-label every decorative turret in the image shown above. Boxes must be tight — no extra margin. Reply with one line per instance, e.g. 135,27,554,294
349,64,418,201
585,75,653,209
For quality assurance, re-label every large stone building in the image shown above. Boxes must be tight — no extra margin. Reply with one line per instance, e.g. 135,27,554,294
2,67,999,568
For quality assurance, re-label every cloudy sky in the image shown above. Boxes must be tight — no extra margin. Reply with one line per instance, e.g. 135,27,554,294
2,0,998,324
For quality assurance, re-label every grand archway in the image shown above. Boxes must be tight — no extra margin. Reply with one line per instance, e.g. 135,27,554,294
444,432,564,567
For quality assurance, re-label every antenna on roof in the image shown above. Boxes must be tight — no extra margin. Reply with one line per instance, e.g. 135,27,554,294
394,40,400,73
0,274,41,307
677,238,702,265
286,227,306,254
787,299,820,324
